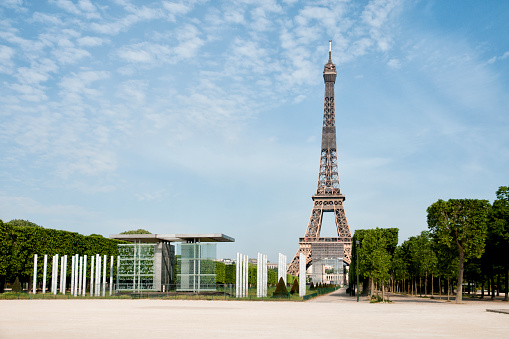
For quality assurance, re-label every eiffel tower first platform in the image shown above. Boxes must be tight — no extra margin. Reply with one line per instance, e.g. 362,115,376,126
287,41,352,276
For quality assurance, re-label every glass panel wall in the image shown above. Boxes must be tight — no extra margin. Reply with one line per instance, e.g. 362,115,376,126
177,243,216,292
117,243,156,291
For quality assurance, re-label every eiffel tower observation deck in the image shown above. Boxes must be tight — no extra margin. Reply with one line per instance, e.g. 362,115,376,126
287,41,352,276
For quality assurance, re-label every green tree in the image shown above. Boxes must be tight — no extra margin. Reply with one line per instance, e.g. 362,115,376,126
489,186,509,300
427,199,490,303
0,220,13,292
390,246,407,293
7,219,42,228
359,228,393,301
120,229,151,234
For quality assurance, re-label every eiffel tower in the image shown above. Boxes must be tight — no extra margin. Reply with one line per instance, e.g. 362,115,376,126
287,41,352,276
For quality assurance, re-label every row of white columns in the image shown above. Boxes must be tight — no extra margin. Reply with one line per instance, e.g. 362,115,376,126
32,254,115,296
256,253,267,297
235,252,248,297
237,252,307,298
278,253,287,285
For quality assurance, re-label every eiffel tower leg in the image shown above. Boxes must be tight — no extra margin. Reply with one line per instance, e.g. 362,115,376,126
287,246,311,276
334,202,352,264
288,203,324,276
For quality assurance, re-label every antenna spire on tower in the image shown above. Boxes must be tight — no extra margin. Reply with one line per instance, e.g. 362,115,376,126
329,40,332,61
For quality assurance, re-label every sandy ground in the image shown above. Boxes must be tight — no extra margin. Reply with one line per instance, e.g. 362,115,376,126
1,289,508,338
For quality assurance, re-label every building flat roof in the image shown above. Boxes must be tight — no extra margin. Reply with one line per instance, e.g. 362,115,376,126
109,233,235,243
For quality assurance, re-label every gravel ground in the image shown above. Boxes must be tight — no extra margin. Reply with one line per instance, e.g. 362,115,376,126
1,288,508,338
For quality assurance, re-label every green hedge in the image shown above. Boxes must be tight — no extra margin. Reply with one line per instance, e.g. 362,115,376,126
0,219,124,290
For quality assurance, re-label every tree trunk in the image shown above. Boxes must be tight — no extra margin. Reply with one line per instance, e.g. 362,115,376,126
447,278,451,301
491,275,495,300
456,246,464,303
481,280,485,299
425,274,428,297
497,274,500,297
382,281,385,302
439,277,441,300
505,268,508,301
431,274,434,298
419,276,422,297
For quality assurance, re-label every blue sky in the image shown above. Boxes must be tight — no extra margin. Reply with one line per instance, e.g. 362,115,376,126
1,0,508,262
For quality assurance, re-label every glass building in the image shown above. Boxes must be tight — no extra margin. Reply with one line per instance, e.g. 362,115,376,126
110,233,234,292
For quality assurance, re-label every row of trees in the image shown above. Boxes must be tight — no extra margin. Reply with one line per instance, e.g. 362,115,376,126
0,219,124,293
349,186,509,303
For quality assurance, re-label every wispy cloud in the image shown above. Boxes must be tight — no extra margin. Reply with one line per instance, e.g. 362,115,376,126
487,51,509,64
0,45,15,74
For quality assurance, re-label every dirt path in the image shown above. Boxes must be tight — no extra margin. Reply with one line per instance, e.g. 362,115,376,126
1,290,508,338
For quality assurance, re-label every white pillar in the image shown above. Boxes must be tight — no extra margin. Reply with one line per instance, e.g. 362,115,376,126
78,256,83,295
50,255,55,294
62,255,67,295
90,255,95,296
74,254,79,296
96,254,101,297
278,253,287,286
54,254,59,294
109,256,114,296
43,254,48,294
116,256,120,294
299,253,306,297
102,255,106,297
263,254,267,297
51,255,58,294
33,254,37,294
70,255,75,295
243,254,248,298
235,253,240,297
60,256,64,293
256,253,261,298
278,253,282,283
82,255,87,296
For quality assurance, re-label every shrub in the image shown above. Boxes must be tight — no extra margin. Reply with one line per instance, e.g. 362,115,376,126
273,277,288,296
290,278,299,294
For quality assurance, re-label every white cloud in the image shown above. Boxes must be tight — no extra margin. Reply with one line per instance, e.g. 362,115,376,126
487,51,509,64
362,0,401,51
0,45,15,74
173,24,205,59
0,193,95,220
90,5,163,35
31,12,63,25
117,42,171,65
116,80,148,105
162,1,191,21
49,0,82,16
52,45,91,64
387,58,400,69
0,0,24,9
135,190,167,202
77,36,107,47
7,83,47,102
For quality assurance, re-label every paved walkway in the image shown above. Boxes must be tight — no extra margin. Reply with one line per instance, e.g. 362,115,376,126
1,289,508,338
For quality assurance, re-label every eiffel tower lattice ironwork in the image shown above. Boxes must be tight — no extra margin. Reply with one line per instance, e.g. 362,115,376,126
287,41,352,276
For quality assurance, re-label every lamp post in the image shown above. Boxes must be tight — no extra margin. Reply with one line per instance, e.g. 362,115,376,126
356,240,360,302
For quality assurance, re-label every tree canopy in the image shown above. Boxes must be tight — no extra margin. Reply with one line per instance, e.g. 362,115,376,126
427,199,490,302
120,229,151,234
